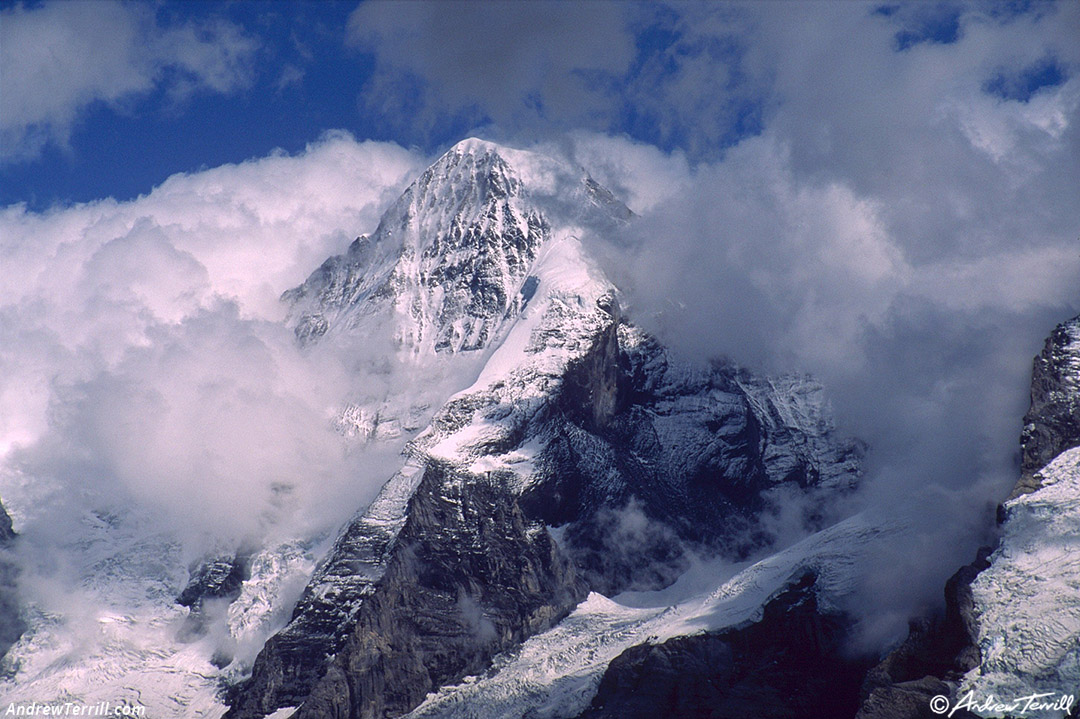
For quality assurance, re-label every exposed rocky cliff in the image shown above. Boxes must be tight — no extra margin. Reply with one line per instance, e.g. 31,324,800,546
0,498,23,664
855,313,1080,719
525,323,863,595
1014,316,1080,497
298,465,586,719
580,574,872,719
178,553,250,643
229,464,586,719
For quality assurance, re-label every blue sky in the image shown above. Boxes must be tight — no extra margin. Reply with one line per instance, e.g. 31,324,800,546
2,1,370,208
1,1,1073,210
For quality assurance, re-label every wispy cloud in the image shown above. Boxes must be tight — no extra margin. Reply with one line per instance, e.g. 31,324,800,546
0,1,259,163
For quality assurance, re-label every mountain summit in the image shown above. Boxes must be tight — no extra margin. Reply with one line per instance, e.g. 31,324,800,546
283,138,630,354
224,140,865,719
3,140,870,719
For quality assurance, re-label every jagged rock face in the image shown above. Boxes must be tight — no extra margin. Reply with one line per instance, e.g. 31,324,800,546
580,574,873,719
226,463,427,714
1015,316,1080,497
410,294,862,595
0,499,23,662
179,554,249,610
176,554,250,644
283,142,548,351
855,550,991,719
0,502,13,544
230,464,586,719
282,139,626,355
521,326,863,594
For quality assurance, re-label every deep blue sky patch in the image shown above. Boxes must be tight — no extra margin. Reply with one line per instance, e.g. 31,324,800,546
984,56,1068,103
892,4,964,51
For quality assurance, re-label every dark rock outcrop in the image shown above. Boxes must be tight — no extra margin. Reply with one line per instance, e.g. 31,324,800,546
227,491,408,713
855,549,991,719
580,573,874,719
523,326,862,594
177,553,249,641
228,464,586,719
179,554,249,610
0,498,24,663
555,293,623,433
1014,315,1080,497
0,503,13,545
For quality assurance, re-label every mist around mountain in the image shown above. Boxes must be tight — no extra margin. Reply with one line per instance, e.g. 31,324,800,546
0,134,1076,719
3,0,1080,715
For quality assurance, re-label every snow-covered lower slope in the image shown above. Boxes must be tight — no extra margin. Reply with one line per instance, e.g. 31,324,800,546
0,500,323,716
960,446,1080,715
405,513,902,719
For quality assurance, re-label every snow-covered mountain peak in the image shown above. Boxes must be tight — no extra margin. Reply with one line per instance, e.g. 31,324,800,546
1,136,872,719
283,139,629,356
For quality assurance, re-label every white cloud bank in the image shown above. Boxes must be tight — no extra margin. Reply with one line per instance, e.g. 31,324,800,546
567,1,1080,647
0,133,423,548
0,134,432,703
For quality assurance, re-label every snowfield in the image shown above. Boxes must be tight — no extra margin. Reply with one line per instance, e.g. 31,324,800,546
962,446,1080,716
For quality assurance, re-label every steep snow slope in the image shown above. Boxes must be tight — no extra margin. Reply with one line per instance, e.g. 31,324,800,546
282,137,627,355
961,448,1080,713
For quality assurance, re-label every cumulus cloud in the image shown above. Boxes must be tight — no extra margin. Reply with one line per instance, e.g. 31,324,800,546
346,1,639,145
13,305,357,547
0,133,424,549
0,1,259,162
537,131,693,215
344,2,774,158
575,1,1079,648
